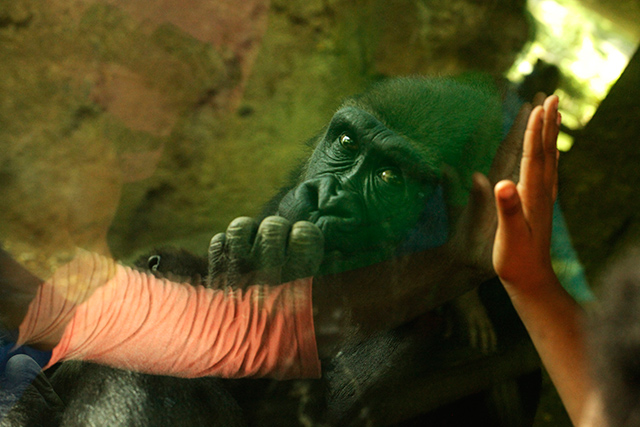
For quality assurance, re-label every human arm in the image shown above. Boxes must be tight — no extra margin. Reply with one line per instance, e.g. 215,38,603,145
10,250,319,380
492,95,592,425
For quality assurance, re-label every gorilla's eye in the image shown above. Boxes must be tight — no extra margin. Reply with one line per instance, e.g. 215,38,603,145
379,168,403,186
339,133,358,151
148,255,161,271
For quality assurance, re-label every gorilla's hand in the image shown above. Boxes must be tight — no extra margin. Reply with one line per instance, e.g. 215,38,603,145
207,216,324,288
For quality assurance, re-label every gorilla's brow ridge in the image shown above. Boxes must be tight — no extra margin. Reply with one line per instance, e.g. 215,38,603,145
370,137,439,183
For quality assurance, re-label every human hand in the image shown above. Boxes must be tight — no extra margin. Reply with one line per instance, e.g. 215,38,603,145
492,95,561,296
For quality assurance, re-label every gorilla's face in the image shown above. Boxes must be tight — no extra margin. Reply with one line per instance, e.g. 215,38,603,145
276,107,437,260
275,76,503,273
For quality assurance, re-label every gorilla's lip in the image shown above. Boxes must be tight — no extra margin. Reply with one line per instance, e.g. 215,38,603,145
275,208,364,251
312,214,361,232
277,208,361,229
313,215,375,253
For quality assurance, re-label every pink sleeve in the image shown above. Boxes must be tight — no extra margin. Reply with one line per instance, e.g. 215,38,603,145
18,253,320,379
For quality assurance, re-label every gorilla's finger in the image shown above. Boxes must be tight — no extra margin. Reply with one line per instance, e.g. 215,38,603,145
252,216,291,285
282,221,324,283
226,217,259,285
207,232,227,288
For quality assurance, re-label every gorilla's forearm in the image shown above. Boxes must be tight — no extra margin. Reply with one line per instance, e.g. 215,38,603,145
313,247,485,341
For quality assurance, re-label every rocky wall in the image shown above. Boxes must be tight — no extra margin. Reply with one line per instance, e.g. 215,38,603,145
0,0,532,271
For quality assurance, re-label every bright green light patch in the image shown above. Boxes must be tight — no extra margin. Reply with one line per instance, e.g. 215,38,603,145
557,131,573,152
508,0,637,146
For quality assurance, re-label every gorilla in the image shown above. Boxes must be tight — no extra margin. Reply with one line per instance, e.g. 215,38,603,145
3,75,542,426
220,76,503,279
200,75,541,425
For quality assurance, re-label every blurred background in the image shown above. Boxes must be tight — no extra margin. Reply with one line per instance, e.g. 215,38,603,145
1,0,639,425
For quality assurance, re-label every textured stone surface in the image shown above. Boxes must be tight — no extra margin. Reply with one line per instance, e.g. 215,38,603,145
560,46,640,280
0,0,267,271
373,0,531,77
1,0,534,268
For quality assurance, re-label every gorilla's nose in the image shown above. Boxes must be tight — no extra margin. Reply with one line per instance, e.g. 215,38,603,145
305,177,361,218
277,177,363,223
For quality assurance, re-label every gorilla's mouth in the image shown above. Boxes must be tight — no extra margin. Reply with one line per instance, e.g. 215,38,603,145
314,213,358,230
311,212,360,229
313,215,388,254
276,195,392,254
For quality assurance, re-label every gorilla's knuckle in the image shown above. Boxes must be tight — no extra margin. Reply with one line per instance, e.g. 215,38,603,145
227,217,257,234
209,232,226,246
290,221,323,244
230,216,255,225
261,215,291,228
258,216,291,239
226,219,258,254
